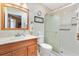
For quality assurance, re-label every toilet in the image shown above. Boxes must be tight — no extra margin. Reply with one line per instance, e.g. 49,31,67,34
37,35,53,56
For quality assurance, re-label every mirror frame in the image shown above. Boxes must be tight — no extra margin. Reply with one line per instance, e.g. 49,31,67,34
1,3,29,30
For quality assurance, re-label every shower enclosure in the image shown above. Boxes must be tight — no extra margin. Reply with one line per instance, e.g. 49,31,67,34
44,4,79,56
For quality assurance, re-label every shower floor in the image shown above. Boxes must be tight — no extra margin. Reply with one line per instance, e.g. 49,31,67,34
38,49,79,56
38,50,59,56
60,49,79,56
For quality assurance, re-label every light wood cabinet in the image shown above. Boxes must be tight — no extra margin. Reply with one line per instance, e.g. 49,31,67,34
28,44,37,56
0,38,37,56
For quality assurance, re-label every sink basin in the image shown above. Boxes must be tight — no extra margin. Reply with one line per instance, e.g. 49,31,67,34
15,35,24,39
15,35,32,39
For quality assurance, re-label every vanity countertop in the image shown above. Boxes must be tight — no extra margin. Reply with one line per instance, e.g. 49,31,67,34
0,35,38,45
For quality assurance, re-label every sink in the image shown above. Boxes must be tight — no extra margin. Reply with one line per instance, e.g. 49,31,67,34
14,35,32,39
15,35,24,39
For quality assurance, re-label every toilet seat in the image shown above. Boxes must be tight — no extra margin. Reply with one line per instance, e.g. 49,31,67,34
39,43,52,50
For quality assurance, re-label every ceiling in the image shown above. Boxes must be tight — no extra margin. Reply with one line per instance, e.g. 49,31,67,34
41,3,70,11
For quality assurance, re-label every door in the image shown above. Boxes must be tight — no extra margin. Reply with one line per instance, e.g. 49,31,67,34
27,44,37,56
44,14,60,53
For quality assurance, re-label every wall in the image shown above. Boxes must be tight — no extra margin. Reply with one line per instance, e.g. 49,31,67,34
27,3,49,36
0,3,48,38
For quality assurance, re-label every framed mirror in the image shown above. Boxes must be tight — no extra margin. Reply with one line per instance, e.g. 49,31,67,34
1,3,29,30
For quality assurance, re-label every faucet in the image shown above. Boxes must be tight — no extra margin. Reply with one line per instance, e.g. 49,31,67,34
15,33,21,37
15,32,26,37
15,28,26,37
21,29,26,36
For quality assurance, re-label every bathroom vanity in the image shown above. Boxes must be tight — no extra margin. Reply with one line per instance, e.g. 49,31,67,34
0,35,38,56
0,3,38,56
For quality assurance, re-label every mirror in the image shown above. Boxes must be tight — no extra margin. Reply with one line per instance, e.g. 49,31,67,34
8,13,21,28
1,4,29,30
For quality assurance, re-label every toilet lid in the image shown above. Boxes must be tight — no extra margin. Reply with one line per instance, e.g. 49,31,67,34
39,43,52,50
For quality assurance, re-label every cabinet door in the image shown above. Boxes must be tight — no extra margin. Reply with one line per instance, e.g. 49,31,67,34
12,47,27,56
28,44,37,56
2,53,12,56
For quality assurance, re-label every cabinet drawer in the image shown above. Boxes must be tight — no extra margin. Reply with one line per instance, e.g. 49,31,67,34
10,41,27,51
27,39,37,45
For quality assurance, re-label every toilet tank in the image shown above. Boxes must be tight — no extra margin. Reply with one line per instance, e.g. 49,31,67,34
38,35,44,44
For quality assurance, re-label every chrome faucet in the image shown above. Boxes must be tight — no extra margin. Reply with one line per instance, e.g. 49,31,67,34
15,32,26,37
15,33,21,37
15,28,26,37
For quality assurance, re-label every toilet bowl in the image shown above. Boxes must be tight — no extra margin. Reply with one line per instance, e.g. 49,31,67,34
38,43,53,56
37,35,53,56
39,43,53,51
